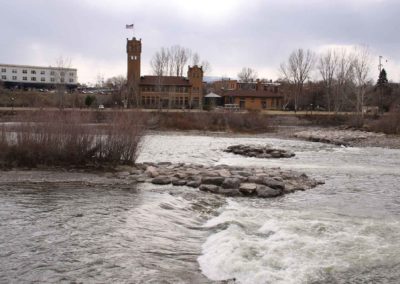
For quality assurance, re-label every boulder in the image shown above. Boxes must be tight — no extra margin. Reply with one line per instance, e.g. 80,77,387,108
234,171,252,177
239,183,257,195
187,180,201,188
221,178,241,189
256,185,282,198
202,176,225,186
262,178,285,190
174,172,188,179
157,162,172,166
136,177,146,183
172,179,187,186
151,176,171,185
258,153,272,159
199,184,220,193
130,169,143,175
117,171,130,178
145,166,159,178
217,169,231,178
271,151,282,158
247,176,264,184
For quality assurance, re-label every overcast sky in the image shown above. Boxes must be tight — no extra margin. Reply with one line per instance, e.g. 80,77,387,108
1,0,399,84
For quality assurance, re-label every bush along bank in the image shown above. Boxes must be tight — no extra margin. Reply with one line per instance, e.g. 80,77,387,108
0,111,145,168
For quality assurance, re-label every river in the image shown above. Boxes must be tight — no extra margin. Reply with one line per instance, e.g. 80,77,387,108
1,133,399,283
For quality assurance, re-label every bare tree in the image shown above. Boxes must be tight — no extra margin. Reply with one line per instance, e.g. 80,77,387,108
150,47,170,76
105,75,127,107
280,48,315,111
53,56,72,109
333,49,354,112
151,46,211,78
238,67,258,83
200,60,211,75
191,52,211,74
352,46,371,117
318,49,338,112
192,52,200,66
170,45,191,77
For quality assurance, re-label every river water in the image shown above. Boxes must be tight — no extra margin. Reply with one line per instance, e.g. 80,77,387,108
1,133,399,283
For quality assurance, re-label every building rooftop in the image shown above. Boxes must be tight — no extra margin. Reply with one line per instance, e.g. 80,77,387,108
140,76,191,86
0,63,77,71
220,89,284,98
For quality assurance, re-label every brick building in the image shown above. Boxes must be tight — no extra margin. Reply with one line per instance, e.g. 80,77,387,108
127,37,203,109
212,79,284,110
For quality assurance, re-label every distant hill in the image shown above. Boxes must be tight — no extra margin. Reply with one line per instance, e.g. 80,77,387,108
203,76,237,83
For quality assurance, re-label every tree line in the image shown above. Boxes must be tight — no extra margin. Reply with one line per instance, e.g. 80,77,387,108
278,46,399,114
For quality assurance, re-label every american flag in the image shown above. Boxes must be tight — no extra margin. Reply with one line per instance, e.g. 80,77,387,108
126,24,134,29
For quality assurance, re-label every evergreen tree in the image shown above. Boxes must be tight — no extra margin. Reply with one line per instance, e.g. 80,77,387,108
377,68,388,86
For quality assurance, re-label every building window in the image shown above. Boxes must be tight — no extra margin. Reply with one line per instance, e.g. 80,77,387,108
60,78,65,83
40,70,45,75
1,75,6,80
22,70,27,74
60,72,65,76
50,71,55,76
41,77,46,82
69,72,74,76
261,100,267,109
239,98,245,109
23,77,27,81
12,69,17,73
1,68,6,72
69,78,74,83
50,77,55,82
31,77,36,81
12,76,17,80
31,70,36,74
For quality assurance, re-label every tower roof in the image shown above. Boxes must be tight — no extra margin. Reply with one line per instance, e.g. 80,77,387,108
139,76,191,86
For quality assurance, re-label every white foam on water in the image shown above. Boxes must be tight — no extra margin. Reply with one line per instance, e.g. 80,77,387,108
198,201,400,284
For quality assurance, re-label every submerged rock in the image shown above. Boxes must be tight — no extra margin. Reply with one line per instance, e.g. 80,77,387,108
199,184,220,193
224,145,295,159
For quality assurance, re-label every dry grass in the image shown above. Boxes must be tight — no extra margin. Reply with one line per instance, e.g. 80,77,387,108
0,111,146,168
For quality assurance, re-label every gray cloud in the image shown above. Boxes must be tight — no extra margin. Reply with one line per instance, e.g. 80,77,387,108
1,0,399,83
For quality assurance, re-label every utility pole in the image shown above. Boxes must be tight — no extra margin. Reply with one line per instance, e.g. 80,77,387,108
378,55,388,73
378,56,388,114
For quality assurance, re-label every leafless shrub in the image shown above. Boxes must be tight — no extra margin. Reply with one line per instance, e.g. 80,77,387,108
369,112,400,134
0,111,146,167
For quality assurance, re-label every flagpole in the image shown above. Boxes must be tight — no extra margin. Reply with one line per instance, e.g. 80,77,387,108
125,23,135,38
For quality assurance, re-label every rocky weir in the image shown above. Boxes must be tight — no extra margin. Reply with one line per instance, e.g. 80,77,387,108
112,162,324,198
294,129,386,146
224,144,295,158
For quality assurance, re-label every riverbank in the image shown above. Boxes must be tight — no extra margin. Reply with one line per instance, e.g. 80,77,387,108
145,126,400,149
289,127,400,149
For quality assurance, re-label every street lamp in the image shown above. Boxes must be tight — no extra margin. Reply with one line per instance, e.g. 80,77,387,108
10,97,15,111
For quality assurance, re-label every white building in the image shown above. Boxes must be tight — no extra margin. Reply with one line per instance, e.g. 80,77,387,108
0,63,78,89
